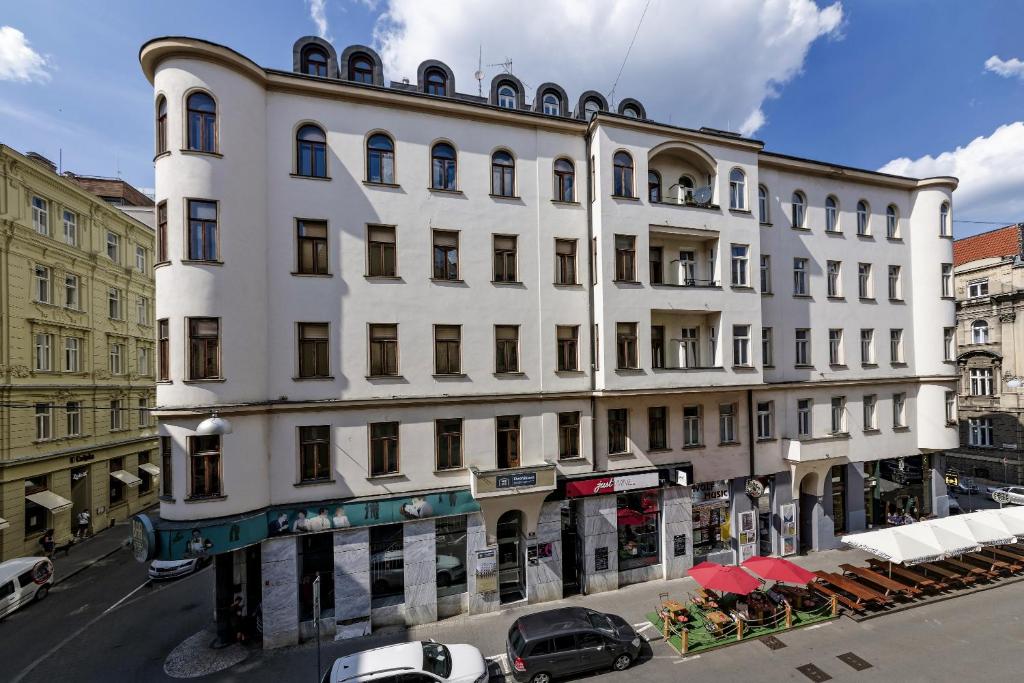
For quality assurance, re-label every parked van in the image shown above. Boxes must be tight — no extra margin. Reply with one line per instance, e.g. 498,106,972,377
0,557,54,619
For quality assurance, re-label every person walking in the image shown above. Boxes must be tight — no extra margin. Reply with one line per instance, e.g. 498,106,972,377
76,509,91,540
39,529,56,557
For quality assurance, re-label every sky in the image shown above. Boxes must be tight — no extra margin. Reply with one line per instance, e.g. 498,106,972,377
1,0,1022,237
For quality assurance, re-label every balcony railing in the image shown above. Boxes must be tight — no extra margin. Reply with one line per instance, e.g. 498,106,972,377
651,277,721,288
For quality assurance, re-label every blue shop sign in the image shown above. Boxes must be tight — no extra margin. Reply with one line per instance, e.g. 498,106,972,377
495,472,538,489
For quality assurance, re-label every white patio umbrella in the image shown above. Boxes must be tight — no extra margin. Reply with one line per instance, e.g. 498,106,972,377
899,521,980,559
928,514,1016,548
991,506,1024,536
842,527,947,564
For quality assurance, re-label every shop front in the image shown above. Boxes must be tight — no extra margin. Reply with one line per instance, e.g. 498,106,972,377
691,480,732,565
864,454,935,526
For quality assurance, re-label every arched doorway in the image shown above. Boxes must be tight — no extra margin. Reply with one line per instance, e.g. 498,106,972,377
798,472,819,553
497,510,525,603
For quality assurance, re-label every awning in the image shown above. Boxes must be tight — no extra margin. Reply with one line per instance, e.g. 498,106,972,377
0,517,9,531
26,490,73,513
111,470,143,487
138,463,161,477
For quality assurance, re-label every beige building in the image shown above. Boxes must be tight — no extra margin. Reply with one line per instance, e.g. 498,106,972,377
949,223,1024,487
0,145,158,561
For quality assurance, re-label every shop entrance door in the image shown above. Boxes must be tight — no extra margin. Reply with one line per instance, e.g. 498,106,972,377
497,511,525,604
70,466,90,523
757,493,773,556
560,502,580,596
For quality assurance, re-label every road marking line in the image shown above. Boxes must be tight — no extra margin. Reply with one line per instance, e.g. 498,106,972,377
674,655,702,663
805,622,832,630
635,622,654,632
632,621,651,628
487,653,510,675
101,580,151,615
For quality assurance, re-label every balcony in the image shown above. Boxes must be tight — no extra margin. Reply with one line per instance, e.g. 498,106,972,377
649,227,719,288
644,141,724,229
650,310,722,372
782,435,851,463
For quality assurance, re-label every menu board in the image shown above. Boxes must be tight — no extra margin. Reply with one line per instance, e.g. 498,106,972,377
594,546,610,572
475,548,498,593
673,534,688,558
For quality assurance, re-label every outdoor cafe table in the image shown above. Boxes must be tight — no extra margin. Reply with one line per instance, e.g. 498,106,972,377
815,571,892,606
772,584,823,610
962,552,1011,574
917,562,976,586
660,599,690,624
865,559,942,590
986,546,1024,566
839,564,920,597
939,557,992,578
703,610,732,636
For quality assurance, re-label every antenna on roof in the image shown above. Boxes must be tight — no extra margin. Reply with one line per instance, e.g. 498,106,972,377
474,45,484,97
488,57,512,75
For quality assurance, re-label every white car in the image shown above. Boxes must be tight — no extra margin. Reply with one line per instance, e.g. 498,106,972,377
148,556,210,580
322,640,488,683
990,486,1024,506
0,557,54,619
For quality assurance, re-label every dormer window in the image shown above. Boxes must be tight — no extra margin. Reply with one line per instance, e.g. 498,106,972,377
542,92,560,116
425,68,447,96
497,84,517,109
622,105,640,119
301,46,329,77
583,99,600,120
349,54,373,83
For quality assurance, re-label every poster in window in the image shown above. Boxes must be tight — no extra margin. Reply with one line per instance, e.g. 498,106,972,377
783,537,797,556
780,503,797,556
738,542,757,563
738,510,756,545
475,547,498,593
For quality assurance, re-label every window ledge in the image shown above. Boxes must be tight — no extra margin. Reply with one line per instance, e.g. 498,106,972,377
939,234,954,240
429,187,463,195
158,495,175,503
827,296,846,302
494,371,526,377
185,494,227,503
292,376,335,381
829,364,848,370
367,473,405,481
760,222,773,227
794,364,815,369
181,259,224,266
887,237,904,242
893,426,911,433
157,379,173,385
647,447,672,454
791,226,811,232
614,368,645,374
729,208,752,215
607,451,635,459
940,296,955,301
732,365,756,370
433,373,467,379
859,297,876,303
761,291,774,297
153,150,172,161
553,282,582,288
154,261,171,269
366,374,405,380
180,149,223,158
756,437,777,443
945,421,957,427
863,428,881,435
610,195,639,201
792,293,812,299
489,194,522,201
183,378,226,384
363,180,401,189
491,280,524,286
719,441,741,446
365,275,401,281
861,363,878,368
613,279,642,286
291,272,333,278
551,200,580,206
891,362,908,368
825,230,844,237
554,369,584,376
430,277,465,284
294,479,335,488
289,173,332,181
557,456,589,464
682,444,707,450
888,298,905,304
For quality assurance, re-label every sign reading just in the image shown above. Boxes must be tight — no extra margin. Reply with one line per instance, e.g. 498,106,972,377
566,471,660,498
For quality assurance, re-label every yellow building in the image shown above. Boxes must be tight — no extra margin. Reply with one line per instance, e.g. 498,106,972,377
0,145,158,561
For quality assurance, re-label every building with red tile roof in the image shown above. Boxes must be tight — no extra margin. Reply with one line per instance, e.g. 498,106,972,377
953,224,1022,267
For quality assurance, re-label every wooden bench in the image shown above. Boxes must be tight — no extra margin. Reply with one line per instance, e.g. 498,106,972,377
987,546,1024,567
809,581,864,612
962,552,1013,575
917,562,976,586
866,559,945,591
939,557,994,579
814,571,892,606
839,564,921,597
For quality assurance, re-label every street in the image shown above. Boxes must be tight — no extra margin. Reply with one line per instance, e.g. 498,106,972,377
3,544,1024,682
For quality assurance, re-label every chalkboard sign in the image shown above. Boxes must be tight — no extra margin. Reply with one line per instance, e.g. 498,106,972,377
673,533,687,557
594,546,609,572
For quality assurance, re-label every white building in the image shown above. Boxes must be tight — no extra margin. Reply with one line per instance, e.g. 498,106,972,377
137,35,958,647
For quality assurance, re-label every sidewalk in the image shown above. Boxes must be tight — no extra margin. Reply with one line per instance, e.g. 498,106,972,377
51,519,132,586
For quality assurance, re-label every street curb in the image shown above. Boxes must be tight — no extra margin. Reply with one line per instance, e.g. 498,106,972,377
851,573,1024,622
53,537,128,587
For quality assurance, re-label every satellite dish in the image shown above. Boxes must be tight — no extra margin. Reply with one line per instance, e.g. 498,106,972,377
693,185,713,205
474,70,484,81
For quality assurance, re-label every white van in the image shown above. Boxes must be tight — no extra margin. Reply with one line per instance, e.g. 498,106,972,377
0,557,54,619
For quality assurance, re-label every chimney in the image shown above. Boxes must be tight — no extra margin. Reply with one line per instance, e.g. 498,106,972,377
26,152,57,173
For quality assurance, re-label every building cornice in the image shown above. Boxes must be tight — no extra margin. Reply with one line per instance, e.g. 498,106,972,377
758,150,958,191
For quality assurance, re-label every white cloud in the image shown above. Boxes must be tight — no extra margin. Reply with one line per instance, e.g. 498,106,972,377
307,0,331,40
370,0,842,135
0,26,50,83
879,122,1024,232
984,55,1024,80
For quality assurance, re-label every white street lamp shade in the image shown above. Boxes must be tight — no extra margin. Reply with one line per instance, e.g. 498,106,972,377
196,414,233,436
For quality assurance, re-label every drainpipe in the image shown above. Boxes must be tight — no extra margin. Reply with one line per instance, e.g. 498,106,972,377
747,388,755,479
585,125,599,471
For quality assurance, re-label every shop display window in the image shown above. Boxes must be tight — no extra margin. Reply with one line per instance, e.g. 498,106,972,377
298,533,335,621
436,516,467,598
370,524,405,607
693,504,729,559
616,491,660,572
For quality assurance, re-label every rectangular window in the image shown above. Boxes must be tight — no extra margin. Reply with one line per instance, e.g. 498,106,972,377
432,230,459,280
296,219,329,275
435,418,463,470
762,327,773,367
137,296,149,325
892,393,906,428
797,398,811,437
679,327,698,368
138,398,149,427
558,411,581,459
608,408,629,454
651,325,665,369
496,415,521,468
968,418,993,447
683,405,702,446
648,406,667,450
829,328,844,365
614,235,636,281
556,325,579,372
708,326,717,366
65,337,80,372
493,235,518,282
108,287,122,319
760,254,772,293
945,391,956,424
616,322,638,369
367,225,396,277
941,263,953,297
66,401,81,437
434,325,461,375
944,327,955,361
138,346,151,376
860,329,874,364
34,333,52,371
495,325,520,373
369,422,400,476
32,196,48,235
555,239,577,285
617,491,661,572
858,263,872,298
64,273,79,309
888,265,902,300
188,317,220,379
649,246,663,284
732,324,751,366
792,258,808,295
830,396,846,434
64,213,79,248
298,425,331,482
298,322,330,378
719,404,736,443
731,244,749,286
863,394,877,430
34,265,50,303
157,201,167,262
187,200,218,261
109,342,124,375
35,403,52,440
756,401,773,439
826,260,841,297
967,279,989,298
106,231,120,262
157,319,169,381
136,246,147,273
161,436,173,497
110,399,124,430
368,324,399,376
890,328,904,363
795,328,810,366
970,368,993,396
138,451,153,493
109,456,126,506
188,435,221,497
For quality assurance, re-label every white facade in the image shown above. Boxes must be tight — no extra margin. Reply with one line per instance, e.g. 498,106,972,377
141,36,958,646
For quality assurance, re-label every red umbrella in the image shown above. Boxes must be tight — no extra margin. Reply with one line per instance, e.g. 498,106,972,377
687,561,760,595
741,556,816,585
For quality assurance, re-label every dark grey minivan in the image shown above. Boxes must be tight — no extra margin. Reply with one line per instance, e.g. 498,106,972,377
506,607,641,683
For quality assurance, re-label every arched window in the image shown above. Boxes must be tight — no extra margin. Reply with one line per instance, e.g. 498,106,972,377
583,99,600,120
349,54,374,83
648,171,661,203
186,92,217,153
729,169,746,210
431,142,457,190
856,200,870,235
554,158,575,202
972,320,989,344
491,150,515,197
825,196,839,232
622,105,640,119
301,46,329,77
424,68,447,96
791,191,806,229
678,175,695,203
497,84,517,109
156,96,167,155
366,133,394,184
295,124,327,177
757,185,768,223
612,151,634,197
886,204,899,238
940,201,951,236
542,92,560,116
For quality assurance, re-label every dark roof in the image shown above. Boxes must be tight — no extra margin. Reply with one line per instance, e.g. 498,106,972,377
954,224,1021,267
514,607,592,638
